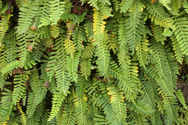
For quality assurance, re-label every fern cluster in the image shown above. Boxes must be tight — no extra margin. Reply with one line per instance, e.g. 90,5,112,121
0,0,188,124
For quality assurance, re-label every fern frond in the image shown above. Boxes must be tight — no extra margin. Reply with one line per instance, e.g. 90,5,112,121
93,8,106,43
17,33,29,67
173,17,188,55
49,0,65,25
0,89,13,122
13,74,29,104
175,89,187,110
80,59,91,80
108,61,139,101
73,27,86,51
128,97,154,114
17,1,39,34
120,0,134,13
38,0,50,27
126,0,145,53
95,33,110,76
17,102,27,125
64,39,76,59
48,91,66,121
74,97,87,125
55,66,71,92
118,18,127,49
66,52,81,82
151,25,166,45
0,14,11,41
50,25,60,38
81,44,94,60
1,60,20,75
136,38,149,69
98,3,113,18
170,35,184,64
4,30,17,64
59,102,76,125
159,0,171,10
107,85,127,123
147,2,173,28
159,89,178,123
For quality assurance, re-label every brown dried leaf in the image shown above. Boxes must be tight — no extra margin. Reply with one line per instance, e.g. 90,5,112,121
31,23,36,30
28,45,33,52
151,0,158,3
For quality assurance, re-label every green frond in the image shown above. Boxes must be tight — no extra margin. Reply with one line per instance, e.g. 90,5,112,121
151,25,166,45
184,2,188,13
159,89,178,123
159,0,171,10
0,89,13,122
80,59,91,80
120,0,134,13
17,33,29,67
141,80,156,108
74,95,87,125
136,38,149,69
46,51,57,82
55,66,71,92
147,2,173,28
48,91,66,121
128,97,154,114
64,39,76,59
50,25,60,38
1,60,20,75
4,30,17,64
17,1,39,34
17,102,27,125
95,33,110,76
98,3,113,18
126,0,145,53
94,114,109,125
118,18,127,49
169,0,181,15
49,0,65,25
149,41,168,80
108,61,139,101
73,27,86,51
0,14,11,42
173,17,188,55
107,85,127,123
38,0,50,27
12,74,29,104
58,102,76,125
61,13,77,21
66,52,81,82
81,44,94,60
175,89,187,110
84,22,94,42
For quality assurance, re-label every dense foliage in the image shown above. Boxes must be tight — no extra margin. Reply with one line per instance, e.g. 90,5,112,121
1,0,188,124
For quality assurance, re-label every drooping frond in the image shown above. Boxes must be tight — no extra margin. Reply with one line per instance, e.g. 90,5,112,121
125,0,145,53
17,1,39,34
12,73,29,104
173,17,188,55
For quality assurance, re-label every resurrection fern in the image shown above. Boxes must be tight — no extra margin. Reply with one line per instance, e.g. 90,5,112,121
1,0,188,124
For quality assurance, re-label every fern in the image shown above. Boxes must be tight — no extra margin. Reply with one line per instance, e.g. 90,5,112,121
1,0,188,124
